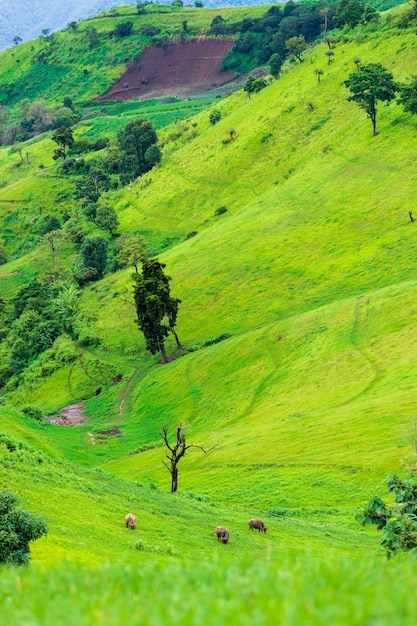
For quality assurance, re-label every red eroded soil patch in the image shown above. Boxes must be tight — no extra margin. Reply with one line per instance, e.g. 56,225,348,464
46,402,86,426
98,38,236,101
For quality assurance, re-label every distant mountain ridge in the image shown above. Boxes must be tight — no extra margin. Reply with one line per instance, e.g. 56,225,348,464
0,1,281,51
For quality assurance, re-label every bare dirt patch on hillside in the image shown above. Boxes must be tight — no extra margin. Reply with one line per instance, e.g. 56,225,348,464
98,38,236,101
46,402,86,425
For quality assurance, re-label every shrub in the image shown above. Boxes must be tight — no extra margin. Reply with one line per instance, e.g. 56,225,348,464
140,24,160,36
209,109,221,125
203,333,232,347
185,231,197,240
21,405,44,421
114,21,133,38
39,215,61,235
215,206,227,216
0,490,47,565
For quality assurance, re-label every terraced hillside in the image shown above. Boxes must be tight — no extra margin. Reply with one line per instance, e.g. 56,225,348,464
1,3,417,624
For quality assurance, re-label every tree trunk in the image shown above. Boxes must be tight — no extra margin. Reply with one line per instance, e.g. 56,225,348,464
371,100,377,136
161,344,168,364
171,465,178,492
171,328,181,348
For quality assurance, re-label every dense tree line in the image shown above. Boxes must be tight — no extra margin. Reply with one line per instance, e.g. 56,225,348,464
216,2,338,74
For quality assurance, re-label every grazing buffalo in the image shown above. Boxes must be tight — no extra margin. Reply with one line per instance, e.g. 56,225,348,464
125,513,136,530
215,526,229,544
248,518,267,533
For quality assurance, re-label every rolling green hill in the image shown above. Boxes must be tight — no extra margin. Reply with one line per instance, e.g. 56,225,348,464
1,3,417,623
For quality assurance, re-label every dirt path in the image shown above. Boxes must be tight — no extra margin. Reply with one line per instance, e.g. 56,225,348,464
46,402,86,425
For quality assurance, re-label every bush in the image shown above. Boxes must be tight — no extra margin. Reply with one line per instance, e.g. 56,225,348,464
94,137,109,151
39,215,61,235
0,490,47,565
215,206,227,216
114,21,133,37
21,405,44,421
140,24,160,36
185,231,197,240
209,109,221,125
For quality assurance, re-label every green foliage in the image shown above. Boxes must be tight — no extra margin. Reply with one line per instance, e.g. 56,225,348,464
39,215,61,236
52,126,74,160
336,0,365,28
345,63,399,135
114,233,145,272
75,168,111,206
80,236,108,281
117,119,159,184
8,309,61,366
286,35,308,62
95,204,119,237
358,474,417,557
21,405,44,421
113,22,134,38
133,256,181,361
0,489,47,565
398,78,417,115
269,53,282,79
363,3,380,23
214,206,227,216
209,109,221,125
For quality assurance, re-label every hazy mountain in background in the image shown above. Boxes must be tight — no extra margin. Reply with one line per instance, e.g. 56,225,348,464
0,1,281,51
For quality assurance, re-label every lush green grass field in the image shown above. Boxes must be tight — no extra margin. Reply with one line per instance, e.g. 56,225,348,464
3,555,417,626
1,5,417,623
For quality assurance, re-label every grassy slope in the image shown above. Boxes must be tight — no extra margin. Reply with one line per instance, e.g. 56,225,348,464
1,11,417,622
0,5,268,106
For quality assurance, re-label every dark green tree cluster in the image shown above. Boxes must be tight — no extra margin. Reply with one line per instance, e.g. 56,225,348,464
244,76,268,98
133,256,181,364
357,475,417,557
0,490,47,565
113,21,134,38
335,0,365,29
116,119,161,184
219,2,337,74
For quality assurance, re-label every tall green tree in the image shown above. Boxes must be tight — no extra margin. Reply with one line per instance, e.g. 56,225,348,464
0,489,47,565
133,256,181,363
269,53,282,79
80,236,108,280
345,63,398,136
117,119,159,184
95,204,119,236
285,35,307,62
336,0,364,29
52,126,74,159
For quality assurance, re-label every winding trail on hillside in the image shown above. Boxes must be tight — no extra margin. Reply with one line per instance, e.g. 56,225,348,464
329,295,384,410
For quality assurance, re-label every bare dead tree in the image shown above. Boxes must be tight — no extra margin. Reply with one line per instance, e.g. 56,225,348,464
160,423,216,493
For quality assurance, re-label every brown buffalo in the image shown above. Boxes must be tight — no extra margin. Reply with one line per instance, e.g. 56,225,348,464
125,513,136,530
248,518,267,533
215,526,229,544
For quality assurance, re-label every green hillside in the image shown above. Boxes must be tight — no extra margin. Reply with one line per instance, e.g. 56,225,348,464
1,2,417,623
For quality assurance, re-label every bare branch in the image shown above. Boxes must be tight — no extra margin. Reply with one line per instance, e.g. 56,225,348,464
185,443,217,454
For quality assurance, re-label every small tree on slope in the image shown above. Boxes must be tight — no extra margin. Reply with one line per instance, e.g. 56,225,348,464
357,474,417,557
344,63,398,136
160,423,215,493
133,256,181,364
0,490,47,565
